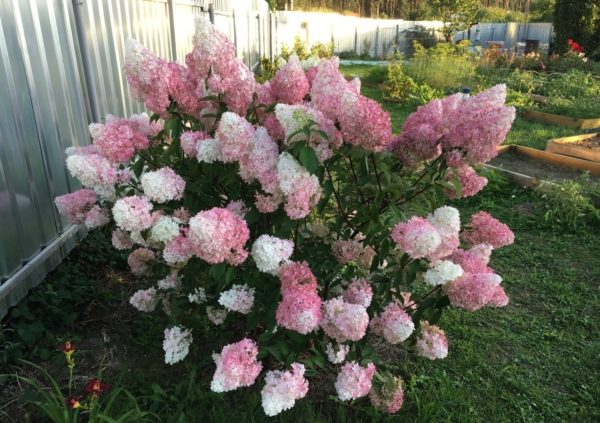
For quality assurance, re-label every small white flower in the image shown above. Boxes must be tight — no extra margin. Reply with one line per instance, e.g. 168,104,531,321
218,284,255,314
163,326,193,365
251,235,294,275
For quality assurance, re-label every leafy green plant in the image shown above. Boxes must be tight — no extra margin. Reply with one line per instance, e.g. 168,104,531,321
406,41,477,93
540,175,600,231
540,97,600,119
385,59,417,102
0,231,124,365
538,69,600,99
12,343,156,423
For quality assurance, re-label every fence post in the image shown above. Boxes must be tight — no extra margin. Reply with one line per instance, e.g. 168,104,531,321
71,0,100,122
395,24,399,53
167,0,177,62
374,25,380,58
354,25,358,54
232,9,238,57
257,13,261,71
208,3,215,24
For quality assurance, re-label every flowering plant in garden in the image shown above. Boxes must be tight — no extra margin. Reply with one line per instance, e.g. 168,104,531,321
55,19,516,416
13,342,152,422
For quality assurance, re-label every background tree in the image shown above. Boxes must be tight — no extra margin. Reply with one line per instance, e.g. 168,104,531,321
431,0,481,42
553,0,600,58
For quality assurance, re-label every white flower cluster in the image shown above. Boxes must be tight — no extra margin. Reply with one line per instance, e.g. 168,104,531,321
66,154,115,199
140,167,185,203
111,229,133,250
427,206,460,237
163,325,193,365
276,153,319,196
261,363,309,417
157,273,182,291
325,343,349,364
274,104,311,144
423,260,464,286
218,284,255,314
188,287,207,304
300,55,321,70
196,139,220,163
251,235,294,275
207,306,227,325
150,216,180,243
129,287,159,312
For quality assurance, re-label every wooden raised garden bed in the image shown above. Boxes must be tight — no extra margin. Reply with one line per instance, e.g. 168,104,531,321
522,110,600,130
546,133,600,163
485,145,600,189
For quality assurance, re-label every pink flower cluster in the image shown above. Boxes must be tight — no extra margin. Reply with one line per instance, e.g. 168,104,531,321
188,207,250,265
163,230,195,265
463,211,515,249
391,206,463,261
180,130,210,157
416,321,448,360
339,91,392,152
127,248,155,276
342,278,373,308
211,338,263,392
277,153,321,219
276,262,322,334
391,217,441,259
390,85,515,198
65,153,117,199
140,167,186,203
271,56,310,105
90,114,160,163
186,19,256,115
321,297,369,342
261,363,309,416
392,85,514,165
125,39,203,117
369,376,404,413
335,361,376,401
54,189,98,225
370,302,414,345
112,196,155,232
308,57,391,152
445,244,508,311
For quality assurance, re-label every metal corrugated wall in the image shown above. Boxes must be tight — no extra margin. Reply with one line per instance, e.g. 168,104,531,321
0,0,90,316
0,0,270,318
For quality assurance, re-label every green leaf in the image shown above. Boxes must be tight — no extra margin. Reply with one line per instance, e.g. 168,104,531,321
298,146,320,176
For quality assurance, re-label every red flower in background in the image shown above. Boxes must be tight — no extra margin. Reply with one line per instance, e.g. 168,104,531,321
567,38,585,53
66,396,82,409
84,378,109,397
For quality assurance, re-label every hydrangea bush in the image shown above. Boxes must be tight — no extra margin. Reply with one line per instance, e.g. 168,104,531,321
55,19,516,416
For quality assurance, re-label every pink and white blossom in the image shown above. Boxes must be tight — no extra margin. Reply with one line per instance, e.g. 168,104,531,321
211,338,263,392
261,363,309,416
335,361,376,401
416,321,448,360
